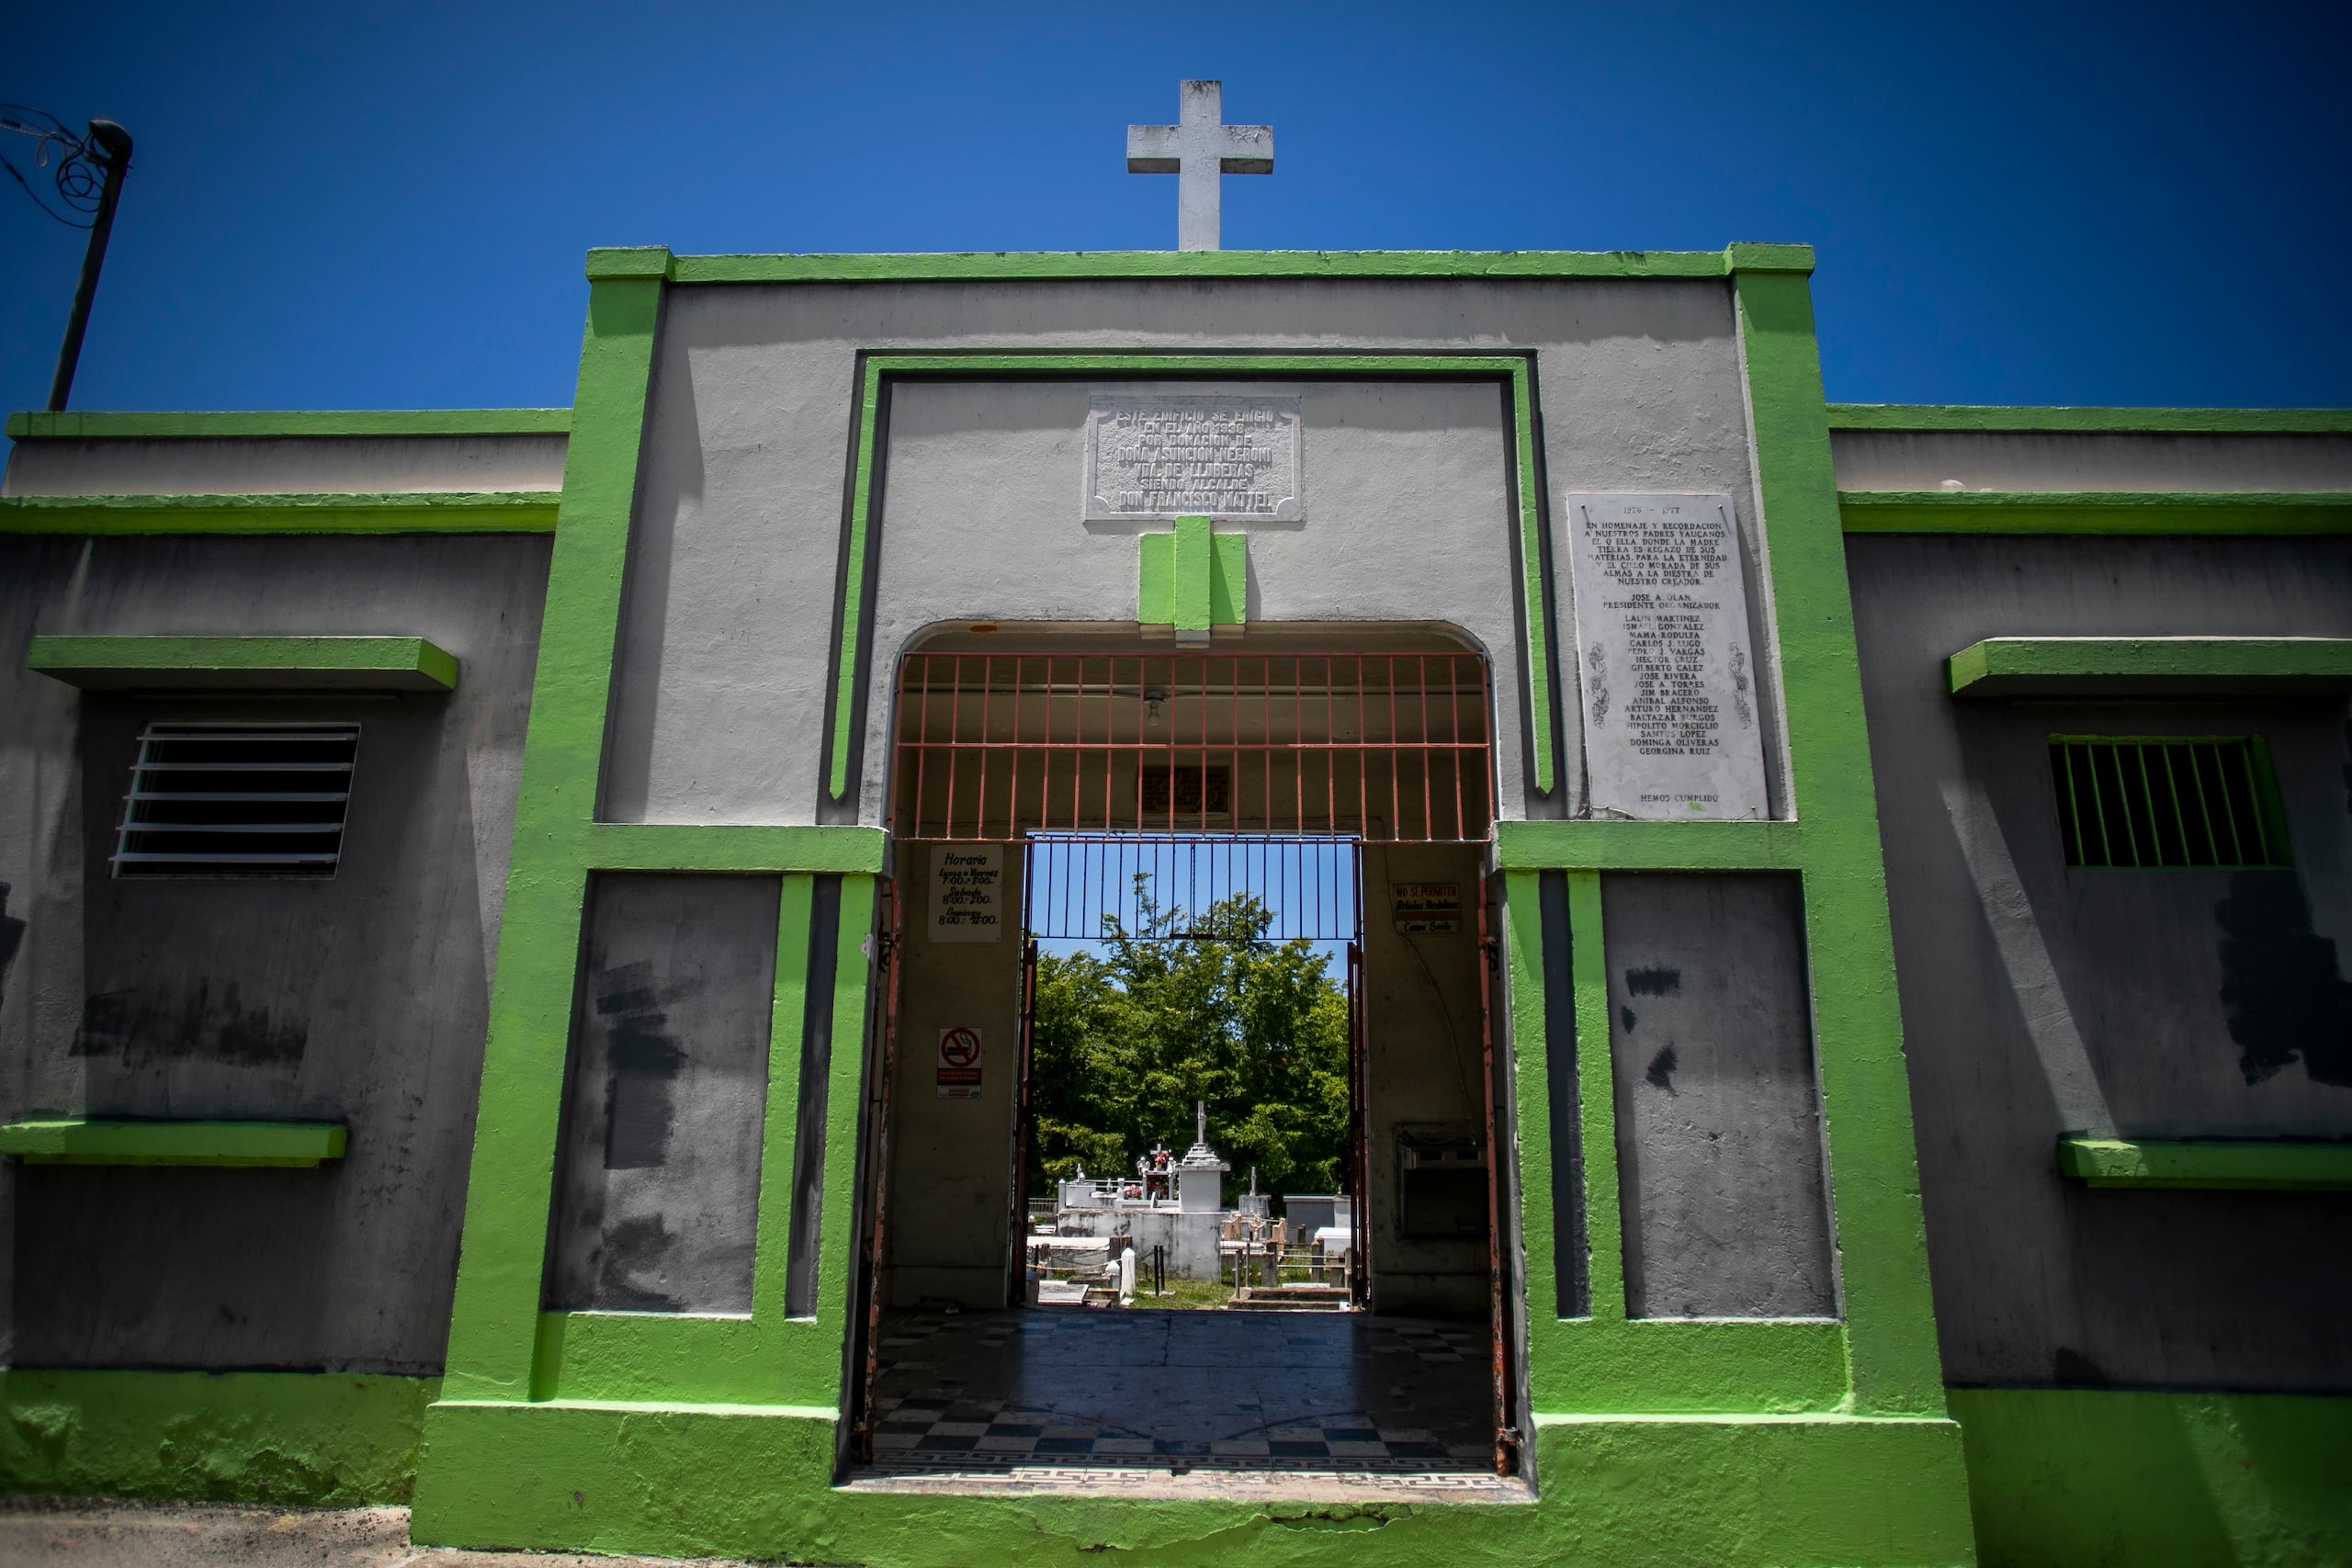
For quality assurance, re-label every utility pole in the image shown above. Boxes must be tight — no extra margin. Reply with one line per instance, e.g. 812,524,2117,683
46,119,134,412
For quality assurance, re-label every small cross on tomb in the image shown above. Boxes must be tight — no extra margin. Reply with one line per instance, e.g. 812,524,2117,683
1126,80,1272,252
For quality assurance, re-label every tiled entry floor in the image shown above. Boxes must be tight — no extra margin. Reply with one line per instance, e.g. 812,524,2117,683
849,1308,1525,1499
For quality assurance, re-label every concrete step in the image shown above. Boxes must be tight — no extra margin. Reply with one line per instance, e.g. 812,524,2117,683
1227,1288,1352,1312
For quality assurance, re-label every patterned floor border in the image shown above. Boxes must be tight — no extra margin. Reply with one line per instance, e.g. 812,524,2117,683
842,1461,1535,1503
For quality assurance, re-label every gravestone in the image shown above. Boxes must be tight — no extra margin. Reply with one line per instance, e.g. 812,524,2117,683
1565,493,1769,819
1084,395,1302,521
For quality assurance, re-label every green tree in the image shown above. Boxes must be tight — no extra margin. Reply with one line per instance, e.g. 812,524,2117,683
1027,879,1351,1201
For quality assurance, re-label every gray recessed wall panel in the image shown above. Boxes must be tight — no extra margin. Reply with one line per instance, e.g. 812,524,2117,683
599,276,1762,828
1602,871,1837,1319
0,534,549,1373
1849,531,2352,1390
546,873,779,1314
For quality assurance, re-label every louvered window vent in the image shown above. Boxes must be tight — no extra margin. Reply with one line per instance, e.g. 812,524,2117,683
2049,735,2287,870
113,723,360,877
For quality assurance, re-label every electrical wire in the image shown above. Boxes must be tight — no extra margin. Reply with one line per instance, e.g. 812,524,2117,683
0,105,112,229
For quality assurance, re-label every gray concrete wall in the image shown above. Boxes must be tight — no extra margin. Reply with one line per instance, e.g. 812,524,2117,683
544,874,778,1314
600,276,1766,829
1830,430,2352,493
1362,840,1491,1317
2,435,567,497
1849,532,2352,1390
881,842,1023,1308
1600,872,1838,1319
0,534,549,1373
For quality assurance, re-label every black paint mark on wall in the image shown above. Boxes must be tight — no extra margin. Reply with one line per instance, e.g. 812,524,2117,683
593,1213,684,1312
0,883,25,1011
71,981,306,1067
2215,871,2352,1087
1644,1044,1679,1094
594,959,690,1170
1624,966,1681,998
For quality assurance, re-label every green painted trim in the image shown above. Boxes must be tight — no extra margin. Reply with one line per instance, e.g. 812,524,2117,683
1736,267,1949,1419
1566,873,1624,1325
2056,1135,2352,1190
0,1118,345,1168
28,634,458,693
825,352,1556,799
1513,874,1854,1411
6,409,569,440
0,1370,435,1506
1950,1387,2352,1568
438,265,665,1405
1838,490,2352,535
667,246,1776,285
1494,818,1808,871
1827,403,2352,434
1138,523,1257,629
413,1395,1973,1564
583,245,673,281
585,824,888,874
0,491,559,536
1949,636,2352,698
1173,515,1213,633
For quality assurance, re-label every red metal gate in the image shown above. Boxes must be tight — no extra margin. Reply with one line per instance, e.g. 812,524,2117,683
892,650,1493,843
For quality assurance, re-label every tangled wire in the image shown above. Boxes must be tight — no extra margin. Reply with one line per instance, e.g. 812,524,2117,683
0,104,122,229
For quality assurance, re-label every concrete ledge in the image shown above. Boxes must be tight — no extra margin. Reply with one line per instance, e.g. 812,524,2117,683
1840,490,2352,535
0,491,559,535
413,1398,1971,1564
0,1119,348,1168
1949,636,2352,698
0,1369,434,1506
28,635,458,693
1949,1387,2352,1568
2056,1135,2352,1190
6,409,570,439
1827,404,2352,435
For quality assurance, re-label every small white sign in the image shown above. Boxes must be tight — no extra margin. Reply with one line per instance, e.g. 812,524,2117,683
937,1025,983,1100
930,843,1004,942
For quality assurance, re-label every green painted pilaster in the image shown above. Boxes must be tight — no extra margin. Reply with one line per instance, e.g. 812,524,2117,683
1734,259,1947,1419
1173,515,1214,637
437,250,667,1404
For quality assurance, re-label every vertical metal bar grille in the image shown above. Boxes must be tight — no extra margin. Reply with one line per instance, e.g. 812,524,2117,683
112,723,359,876
892,650,1494,842
2049,736,2287,869
1023,835,1362,942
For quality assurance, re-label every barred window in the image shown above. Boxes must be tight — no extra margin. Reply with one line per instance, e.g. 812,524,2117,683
113,723,360,877
2049,736,2287,870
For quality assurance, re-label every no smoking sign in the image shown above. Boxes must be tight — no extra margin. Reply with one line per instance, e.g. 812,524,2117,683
936,1026,983,1100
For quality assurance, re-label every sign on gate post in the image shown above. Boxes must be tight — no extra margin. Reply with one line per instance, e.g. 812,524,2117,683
937,1025,983,1100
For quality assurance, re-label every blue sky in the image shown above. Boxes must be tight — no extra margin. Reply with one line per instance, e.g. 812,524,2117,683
6,0,2347,416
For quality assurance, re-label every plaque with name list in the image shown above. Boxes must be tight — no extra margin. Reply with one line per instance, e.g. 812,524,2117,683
1565,494,1770,820
1084,395,1302,522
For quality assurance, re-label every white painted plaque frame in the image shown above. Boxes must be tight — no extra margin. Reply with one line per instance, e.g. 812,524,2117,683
1083,394,1303,522
1565,493,1770,820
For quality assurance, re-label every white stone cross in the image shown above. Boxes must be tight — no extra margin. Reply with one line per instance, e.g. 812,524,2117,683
1126,80,1272,252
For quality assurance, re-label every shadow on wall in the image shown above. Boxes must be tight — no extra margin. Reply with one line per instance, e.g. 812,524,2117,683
2216,871,2352,1087
1951,1387,2352,1568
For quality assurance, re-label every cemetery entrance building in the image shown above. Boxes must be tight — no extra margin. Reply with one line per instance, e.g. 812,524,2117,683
847,637,1521,1489
11,221,2348,1566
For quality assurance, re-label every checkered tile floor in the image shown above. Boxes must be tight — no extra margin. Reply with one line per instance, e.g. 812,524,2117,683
857,1309,1499,1479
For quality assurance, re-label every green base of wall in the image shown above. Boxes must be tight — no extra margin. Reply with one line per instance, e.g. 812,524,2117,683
412,1400,1973,1566
0,1370,436,1507
1951,1388,2352,1568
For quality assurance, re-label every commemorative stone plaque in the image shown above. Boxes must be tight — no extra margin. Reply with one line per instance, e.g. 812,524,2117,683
1566,494,1770,819
1084,394,1302,521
